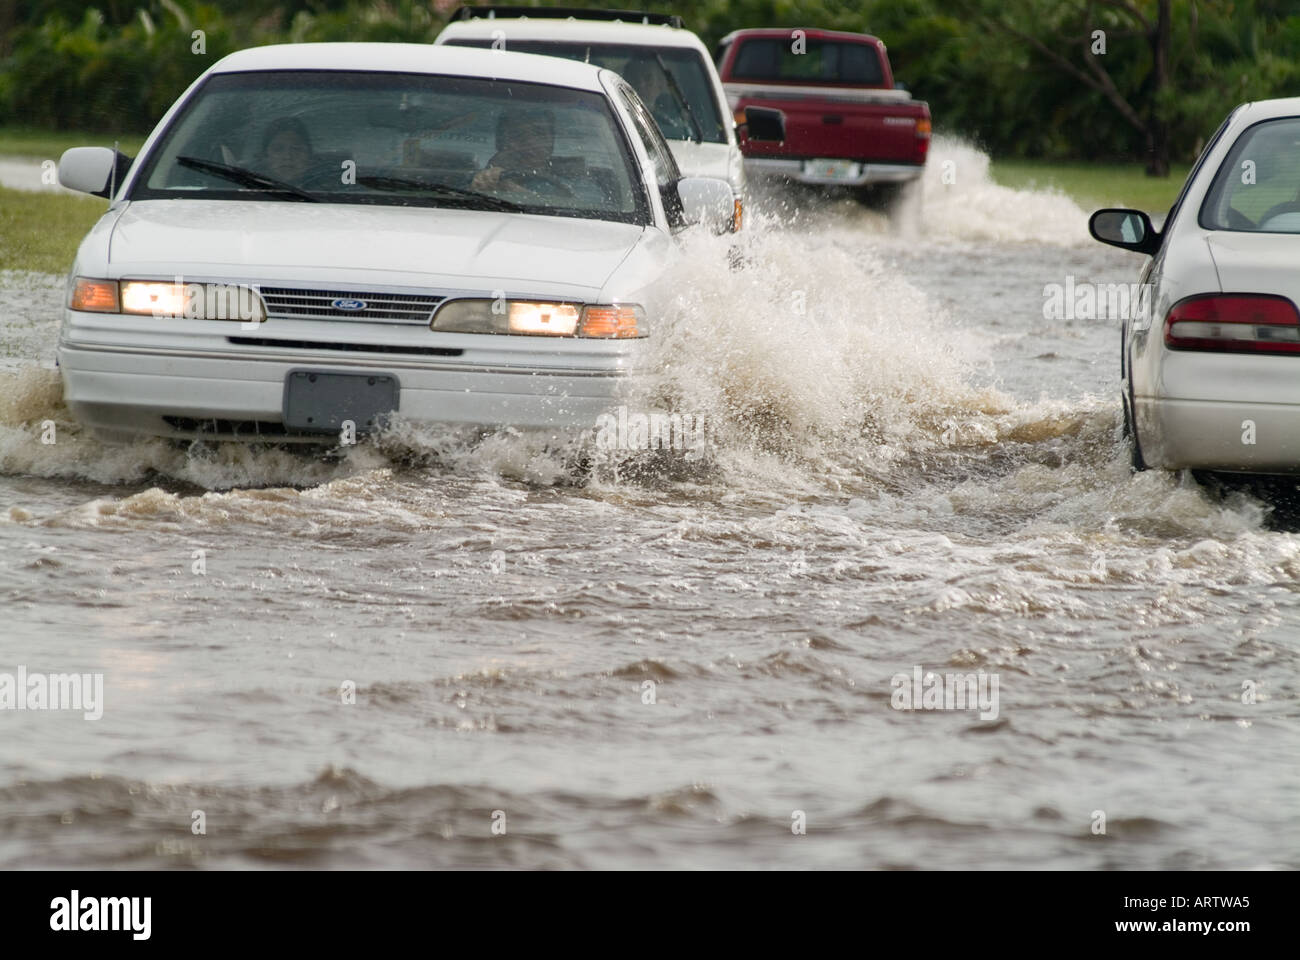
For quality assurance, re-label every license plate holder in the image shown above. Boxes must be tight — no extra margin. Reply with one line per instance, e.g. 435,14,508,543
282,370,399,434
803,159,862,182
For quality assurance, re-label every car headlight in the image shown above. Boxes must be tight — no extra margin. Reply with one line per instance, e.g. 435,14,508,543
70,278,265,323
120,281,189,317
431,299,644,338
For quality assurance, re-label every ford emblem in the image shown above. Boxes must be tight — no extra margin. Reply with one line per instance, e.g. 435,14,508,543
331,298,366,311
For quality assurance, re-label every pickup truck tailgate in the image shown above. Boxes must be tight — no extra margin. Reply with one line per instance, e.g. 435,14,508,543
730,86,930,164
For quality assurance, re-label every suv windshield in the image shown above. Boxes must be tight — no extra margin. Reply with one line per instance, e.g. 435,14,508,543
1201,117,1300,233
132,70,649,224
444,39,728,144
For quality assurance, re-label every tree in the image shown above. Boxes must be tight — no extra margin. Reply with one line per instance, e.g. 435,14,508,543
965,0,1179,175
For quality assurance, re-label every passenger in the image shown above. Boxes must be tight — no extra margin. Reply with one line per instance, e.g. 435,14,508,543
470,107,575,199
261,119,314,182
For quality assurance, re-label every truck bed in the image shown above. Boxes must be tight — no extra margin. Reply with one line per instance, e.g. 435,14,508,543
717,28,931,187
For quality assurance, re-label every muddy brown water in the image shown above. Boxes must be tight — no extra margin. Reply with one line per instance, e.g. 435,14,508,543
1,140,1296,868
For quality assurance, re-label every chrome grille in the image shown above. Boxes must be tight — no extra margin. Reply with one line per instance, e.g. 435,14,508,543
259,287,444,323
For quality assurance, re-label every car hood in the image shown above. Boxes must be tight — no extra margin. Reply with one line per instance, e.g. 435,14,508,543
1205,232,1300,305
107,200,645,295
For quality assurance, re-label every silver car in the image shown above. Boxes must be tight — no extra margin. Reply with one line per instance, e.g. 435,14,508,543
1091,97,1300,475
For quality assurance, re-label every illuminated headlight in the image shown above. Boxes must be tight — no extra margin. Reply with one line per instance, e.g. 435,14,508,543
70,279,271,322
120,281,266,322
431,299,645,338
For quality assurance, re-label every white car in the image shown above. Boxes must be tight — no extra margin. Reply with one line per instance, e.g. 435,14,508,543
1091,97,1300,475
435,7,785,232
55,42,734,443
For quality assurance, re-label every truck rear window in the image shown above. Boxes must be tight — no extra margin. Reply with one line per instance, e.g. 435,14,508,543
730,38,883,85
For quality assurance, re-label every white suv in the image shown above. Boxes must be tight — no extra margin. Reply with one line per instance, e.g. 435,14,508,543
436,6,783,231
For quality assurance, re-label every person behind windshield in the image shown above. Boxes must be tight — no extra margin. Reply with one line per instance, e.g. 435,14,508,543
261,118,314,182
470,107,575,199
621,59,692,140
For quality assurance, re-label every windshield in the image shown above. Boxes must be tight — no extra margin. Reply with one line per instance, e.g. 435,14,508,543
730,37,884,86
132,70,649,224
444,39,728,144
1200,117,1300,234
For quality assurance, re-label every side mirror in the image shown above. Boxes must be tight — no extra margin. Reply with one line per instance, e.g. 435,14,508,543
1089,207,1160,255
738,106,785,143
894,80,908,92
58,146,132,198
675,177,734,231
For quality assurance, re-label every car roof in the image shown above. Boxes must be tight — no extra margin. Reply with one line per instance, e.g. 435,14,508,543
438,17,709,52
208,42,609,92
1233,98,1300,123
718,27,884,46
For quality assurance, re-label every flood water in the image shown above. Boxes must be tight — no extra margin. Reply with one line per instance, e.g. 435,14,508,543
1,139,1297,869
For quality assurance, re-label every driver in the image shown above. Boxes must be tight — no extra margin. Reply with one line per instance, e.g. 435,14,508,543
470,107,574,199
261,118,314,182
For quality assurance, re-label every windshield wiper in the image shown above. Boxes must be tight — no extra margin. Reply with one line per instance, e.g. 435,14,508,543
176,156,322,202
654,53,704,143
355,174,524,212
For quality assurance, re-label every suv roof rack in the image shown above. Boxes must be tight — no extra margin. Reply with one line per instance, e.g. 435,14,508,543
451,6,685,29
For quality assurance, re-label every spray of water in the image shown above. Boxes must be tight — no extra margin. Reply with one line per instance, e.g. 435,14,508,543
919,136,1090,247
0,137,1265,541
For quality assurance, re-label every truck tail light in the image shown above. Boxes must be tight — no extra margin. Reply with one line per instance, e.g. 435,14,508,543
915,117,931,139
1164,294,1300,355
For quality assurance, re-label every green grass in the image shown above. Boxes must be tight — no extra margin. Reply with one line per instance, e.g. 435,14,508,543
0,185,109,274
989,159,1191,214
0,126,148,160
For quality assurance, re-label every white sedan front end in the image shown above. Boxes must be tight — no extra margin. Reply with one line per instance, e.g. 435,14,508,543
55,43,730,444
59,201,651,441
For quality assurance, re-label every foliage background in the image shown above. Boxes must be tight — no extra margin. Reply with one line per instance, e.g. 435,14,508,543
1,0,1298,163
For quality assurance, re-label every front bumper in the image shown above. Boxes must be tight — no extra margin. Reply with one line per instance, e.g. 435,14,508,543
58,320,645,442
743,157,923,187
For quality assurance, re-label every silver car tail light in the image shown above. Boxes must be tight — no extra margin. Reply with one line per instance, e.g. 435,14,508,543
1164,294,1300,355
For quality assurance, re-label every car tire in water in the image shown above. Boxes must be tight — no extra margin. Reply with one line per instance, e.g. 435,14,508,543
1122,389,1147,472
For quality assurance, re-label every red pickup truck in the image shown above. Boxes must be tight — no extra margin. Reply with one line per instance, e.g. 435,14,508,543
716,28,931,197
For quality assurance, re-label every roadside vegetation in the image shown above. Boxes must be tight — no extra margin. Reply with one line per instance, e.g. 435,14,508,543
989,160,1190,213
3,1,1297,174
1,0,1290,268
0,127,147,159
0,185,108,274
